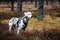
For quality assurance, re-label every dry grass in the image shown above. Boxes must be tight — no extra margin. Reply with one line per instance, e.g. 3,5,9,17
0,2,60,40
0,15,60,31
0,16,60,40
0,9,60,40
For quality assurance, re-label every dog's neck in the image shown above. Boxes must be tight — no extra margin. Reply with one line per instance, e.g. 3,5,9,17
22,16,29,23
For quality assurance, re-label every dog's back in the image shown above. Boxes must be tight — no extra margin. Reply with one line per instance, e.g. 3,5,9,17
9,17,20,26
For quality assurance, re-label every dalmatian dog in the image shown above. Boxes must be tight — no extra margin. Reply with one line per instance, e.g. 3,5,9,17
9,11,32,34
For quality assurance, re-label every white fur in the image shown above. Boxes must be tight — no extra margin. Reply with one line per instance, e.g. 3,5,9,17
9,18,19,33
24,12,32,18
9,11,32,35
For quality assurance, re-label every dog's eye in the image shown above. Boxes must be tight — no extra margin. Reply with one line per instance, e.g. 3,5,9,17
28,14,30,15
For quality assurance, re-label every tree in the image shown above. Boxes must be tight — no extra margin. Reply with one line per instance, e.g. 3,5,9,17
46,0,48,5
58,0,60,5
30,0,33,4
37,0,44,20
7,0,10,5
11,0,14,11
35,0,38,7
50,0,53,4
16,0,23,13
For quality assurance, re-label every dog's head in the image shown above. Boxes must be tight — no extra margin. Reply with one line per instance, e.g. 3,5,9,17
24,11,32,18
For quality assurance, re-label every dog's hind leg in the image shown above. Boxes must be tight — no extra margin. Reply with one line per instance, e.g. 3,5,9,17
14,26,17,34
9,22,13,33
9,25,12,33
9,18,15,33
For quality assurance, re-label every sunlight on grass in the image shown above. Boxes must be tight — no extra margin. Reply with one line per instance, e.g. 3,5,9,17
0,15,60,31
1,20,9,24
44,15,60,26
0,8,11,12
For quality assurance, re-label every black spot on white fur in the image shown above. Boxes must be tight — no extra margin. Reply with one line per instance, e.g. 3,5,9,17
9,11,32,34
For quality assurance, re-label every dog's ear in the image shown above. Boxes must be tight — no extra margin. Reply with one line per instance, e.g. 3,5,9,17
24,12,28,16
24,12,27,15
24,12,26,15
24,12,32,16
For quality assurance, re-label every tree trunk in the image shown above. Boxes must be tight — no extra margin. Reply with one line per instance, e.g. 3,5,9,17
46,0,48,5
16,0,22,13
50,0,53,5
30,0,33,4
37,0,44,20
35,0,38,7
11,0,14,11
7,0,10,5
58,0,60,5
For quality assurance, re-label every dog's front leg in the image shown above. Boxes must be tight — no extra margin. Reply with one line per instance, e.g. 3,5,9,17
17,26,23,35
9,25,13,33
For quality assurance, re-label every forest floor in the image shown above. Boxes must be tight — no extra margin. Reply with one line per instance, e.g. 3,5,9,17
0,12,60,40
0,2,60,40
